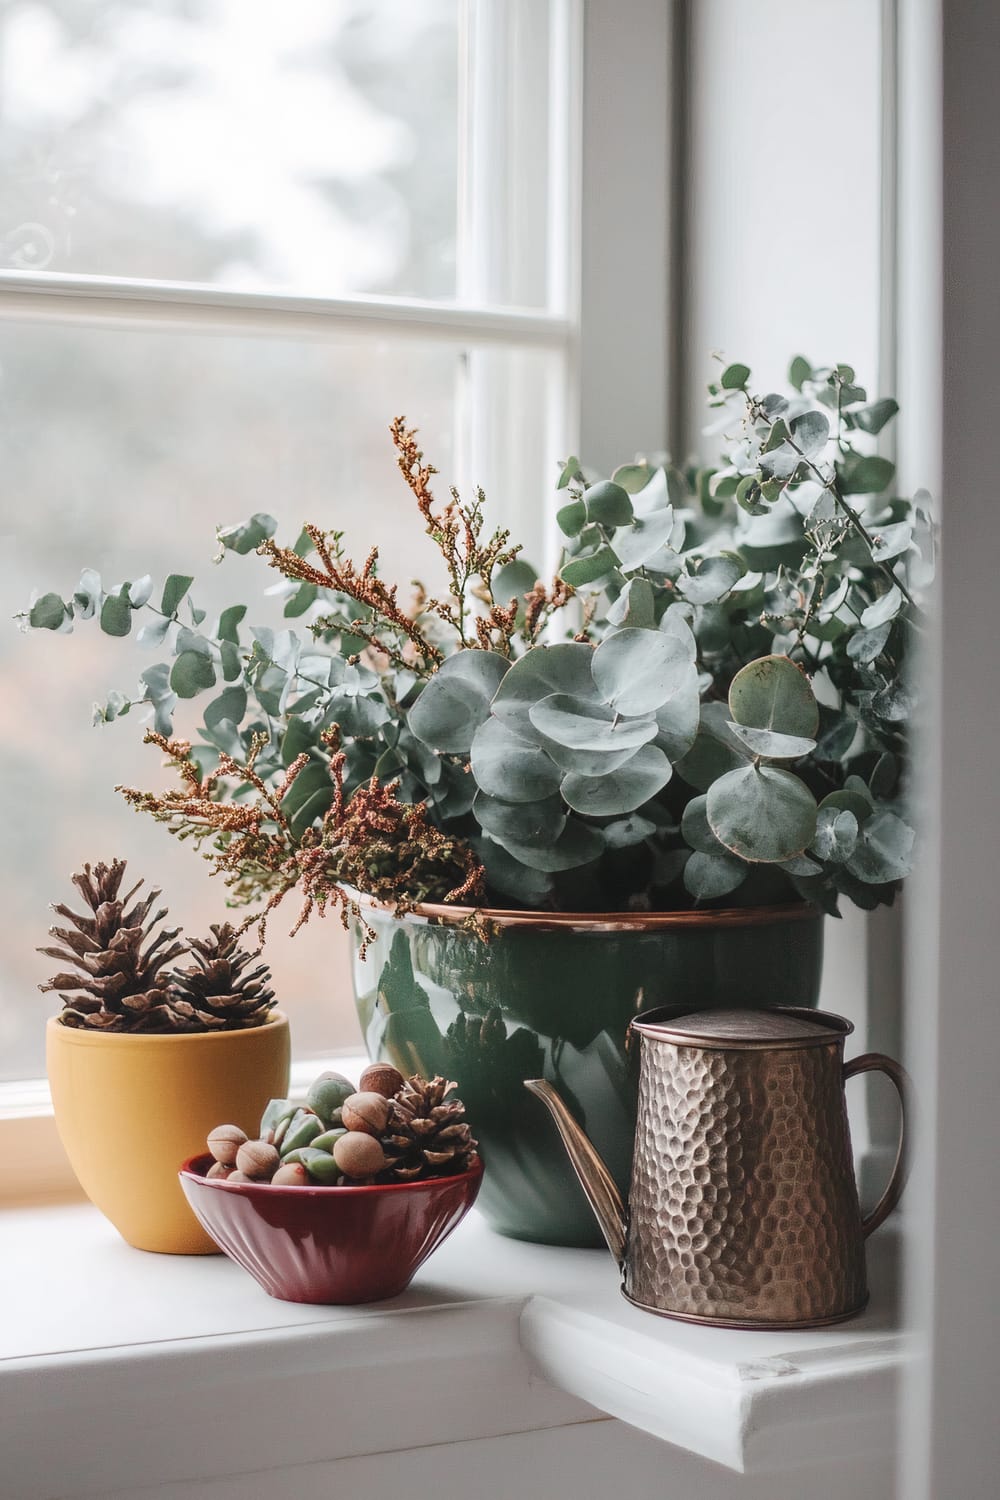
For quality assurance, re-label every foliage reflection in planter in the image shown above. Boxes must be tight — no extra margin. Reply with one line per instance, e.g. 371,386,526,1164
351,897,823,1244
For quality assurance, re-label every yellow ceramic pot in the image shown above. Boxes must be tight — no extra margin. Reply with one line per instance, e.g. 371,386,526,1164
46,1013,290,1254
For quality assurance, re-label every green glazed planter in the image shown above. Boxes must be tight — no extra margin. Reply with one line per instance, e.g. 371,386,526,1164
349,897,824,1247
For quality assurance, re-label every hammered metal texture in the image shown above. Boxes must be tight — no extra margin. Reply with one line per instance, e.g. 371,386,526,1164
625,1037,867,1325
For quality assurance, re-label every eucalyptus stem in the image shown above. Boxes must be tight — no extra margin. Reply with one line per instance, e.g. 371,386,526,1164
750,397,920,613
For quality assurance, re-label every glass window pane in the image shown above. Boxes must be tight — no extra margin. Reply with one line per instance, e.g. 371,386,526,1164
0,0,460,299
1,323,460,1079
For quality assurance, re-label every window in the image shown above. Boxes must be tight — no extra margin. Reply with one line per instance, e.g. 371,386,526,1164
0,0,580,1087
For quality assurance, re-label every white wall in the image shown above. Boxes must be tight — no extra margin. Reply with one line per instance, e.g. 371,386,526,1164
683,0,885,436
681,0,891,1175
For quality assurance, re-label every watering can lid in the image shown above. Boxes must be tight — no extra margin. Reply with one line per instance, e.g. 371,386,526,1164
631,1006,853,1050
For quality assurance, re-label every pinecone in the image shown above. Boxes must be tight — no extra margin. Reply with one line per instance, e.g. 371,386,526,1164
38,860,186,1032
382,1075,478,1181
165,923,276,1031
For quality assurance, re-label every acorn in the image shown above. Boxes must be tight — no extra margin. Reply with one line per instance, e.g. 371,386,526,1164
206,1161,234,1180
271,1162,310,1187
359,1063,405,1099
207,1124,248,1166
341,1091,391,1137
333,1131,386,1178
306,1071,356,1125
235,1139,280,1180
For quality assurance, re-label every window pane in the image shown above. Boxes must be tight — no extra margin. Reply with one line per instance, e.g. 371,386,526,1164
1,323,459,1079
0,0,460,299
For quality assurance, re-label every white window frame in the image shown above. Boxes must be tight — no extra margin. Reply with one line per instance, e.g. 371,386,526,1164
0,0,675,1198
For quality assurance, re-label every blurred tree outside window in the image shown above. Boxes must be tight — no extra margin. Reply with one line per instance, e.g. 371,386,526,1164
0,0,564,1079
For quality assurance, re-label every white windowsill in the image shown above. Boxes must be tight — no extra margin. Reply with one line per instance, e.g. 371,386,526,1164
0,1193,906,1499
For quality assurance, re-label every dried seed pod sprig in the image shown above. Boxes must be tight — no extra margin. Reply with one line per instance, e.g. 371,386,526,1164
26,363,930,923
259,523,444,674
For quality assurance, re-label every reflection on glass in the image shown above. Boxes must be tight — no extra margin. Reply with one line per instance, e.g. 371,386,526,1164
0,0,459,298
0,322,458,1077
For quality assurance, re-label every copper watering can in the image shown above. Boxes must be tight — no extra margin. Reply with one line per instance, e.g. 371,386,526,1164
526,1006,909,1329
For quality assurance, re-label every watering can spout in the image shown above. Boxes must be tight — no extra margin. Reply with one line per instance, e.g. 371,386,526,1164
524,1080,627,1265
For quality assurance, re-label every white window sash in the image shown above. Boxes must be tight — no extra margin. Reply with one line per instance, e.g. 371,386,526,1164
1,0,685,1194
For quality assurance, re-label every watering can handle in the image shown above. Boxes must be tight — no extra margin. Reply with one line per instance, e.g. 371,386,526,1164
843,1053,910,1238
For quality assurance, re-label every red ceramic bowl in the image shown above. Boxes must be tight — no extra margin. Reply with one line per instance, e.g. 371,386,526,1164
179,1154,483,1304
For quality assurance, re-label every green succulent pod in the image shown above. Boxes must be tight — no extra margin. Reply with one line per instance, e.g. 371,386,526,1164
297,1147,342,1185
280,1111,324,1156
306,1072,356,1125
312,1128,348,1152
260,1097,296,1137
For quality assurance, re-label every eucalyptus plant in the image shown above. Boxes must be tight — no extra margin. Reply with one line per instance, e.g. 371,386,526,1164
20,358,929,928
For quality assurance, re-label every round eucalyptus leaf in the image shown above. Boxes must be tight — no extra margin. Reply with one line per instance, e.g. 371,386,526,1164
493,818,605,873
811,807,859,864
847,811,915,885
779,853,824,877
869,751,898,799
683,850,747,900
540,738,646,777
494,559,539,608
611,463,655,495
592,628,695,717
473,791,567,847
476,836,553,906
171,649,217,699
707,763,817,863
860,585,903,629
326,690,391,738
560,545,621,588
584,480,633,527
869,522,913,564
720,361,750,390
680,795,721,854
728,654,819,738
846,621,892,664
557,497,586,537
606,577,656,629
561,744,671,816
470,716,562,803
29,593,70,630
654,679,701,761
432,762,478,820
127,574,154,609
529,693,658,752
871,680,913,722
629,465,671,516
676,555,743,605
675,702,751,791
205,686,248,730
408,649,509,754
100,590,133,638
659,603,698,652
610,509,676,570
819,788,873,822
492,642,596,724
725,721,817,760
602,813,657,849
